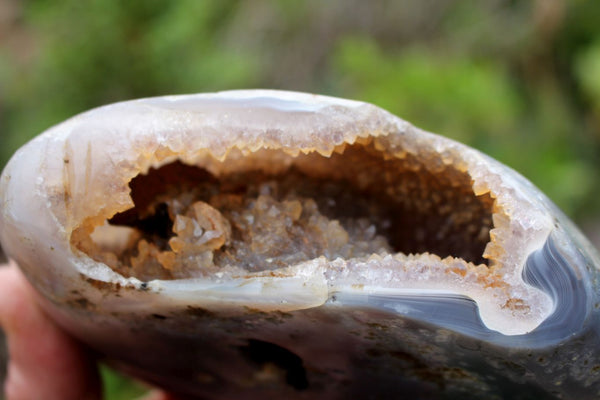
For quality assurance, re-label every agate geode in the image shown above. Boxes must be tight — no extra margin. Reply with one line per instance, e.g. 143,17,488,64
1,90,599,399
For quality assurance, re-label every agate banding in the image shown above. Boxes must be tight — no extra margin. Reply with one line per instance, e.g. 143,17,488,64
1,91,599,399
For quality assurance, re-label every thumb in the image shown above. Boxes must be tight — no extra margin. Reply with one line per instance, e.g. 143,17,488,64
0,262,101,400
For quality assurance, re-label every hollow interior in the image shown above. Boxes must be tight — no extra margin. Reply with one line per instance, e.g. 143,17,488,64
239,339,308,390
71,142,494,281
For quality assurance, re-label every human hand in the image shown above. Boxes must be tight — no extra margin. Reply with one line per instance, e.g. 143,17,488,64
0,261,174,400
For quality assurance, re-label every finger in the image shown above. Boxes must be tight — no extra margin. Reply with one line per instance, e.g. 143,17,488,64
0,262,101,400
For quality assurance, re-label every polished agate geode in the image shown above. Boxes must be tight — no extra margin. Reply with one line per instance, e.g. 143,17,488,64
1,90,599,399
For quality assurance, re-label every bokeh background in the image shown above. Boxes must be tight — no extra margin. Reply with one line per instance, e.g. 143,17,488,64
2,0,600,398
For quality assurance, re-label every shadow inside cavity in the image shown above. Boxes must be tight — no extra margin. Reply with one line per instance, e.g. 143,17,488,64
238,339,309,391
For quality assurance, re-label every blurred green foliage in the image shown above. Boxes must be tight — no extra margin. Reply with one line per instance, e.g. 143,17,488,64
3,0,600,397
0,0,261,165
100,365,147,400
332,38,522,144
577,40,600,112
